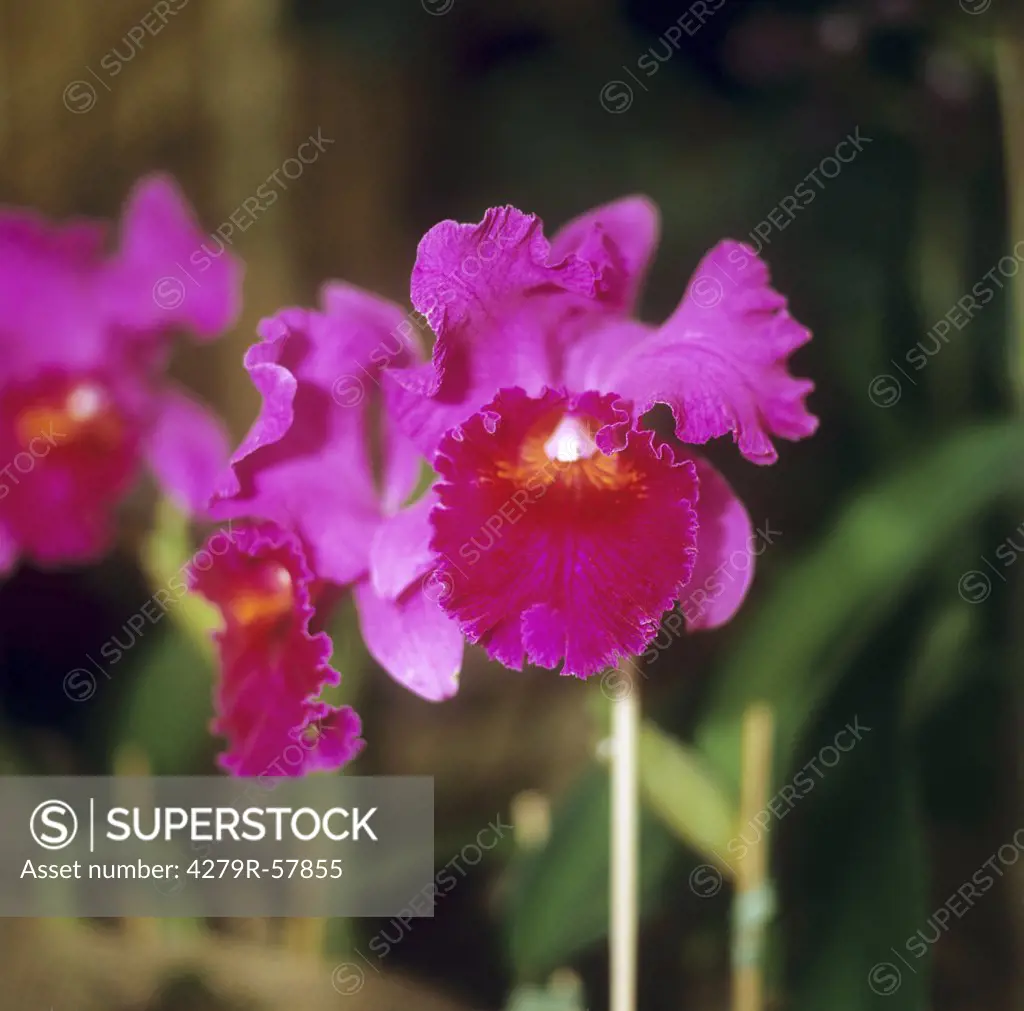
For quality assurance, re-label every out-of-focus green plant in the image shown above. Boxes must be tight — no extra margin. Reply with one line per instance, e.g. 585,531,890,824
697,422,1024,793
115,498,221,772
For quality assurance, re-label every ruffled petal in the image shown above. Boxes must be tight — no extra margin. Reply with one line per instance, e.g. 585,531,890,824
430,386,699,678
368,491,437,599
391,207,599,457
598,241,818,465
189,521,364,776
354,575,463,701
678,453,755,630
296,703,366,773
102,173,243,340
549,195,659,314
144,384,229,516
210,305,392,585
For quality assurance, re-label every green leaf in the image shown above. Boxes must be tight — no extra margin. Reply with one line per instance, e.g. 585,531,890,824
638,720,736,873
506,764,678,981
402,458,439,508
139,497,220,663
589,685,738,868
696,423,1024,795
901,601,978,729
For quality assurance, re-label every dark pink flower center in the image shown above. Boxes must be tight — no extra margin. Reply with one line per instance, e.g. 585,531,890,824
221,559,296,631
9,375,125,459
0,372,140,563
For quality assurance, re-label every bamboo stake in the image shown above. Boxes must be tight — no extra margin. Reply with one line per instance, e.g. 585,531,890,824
732,704,775,1011
609,661,640,1011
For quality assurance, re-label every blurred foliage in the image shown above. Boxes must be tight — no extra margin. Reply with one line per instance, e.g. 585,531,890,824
506,765,680,980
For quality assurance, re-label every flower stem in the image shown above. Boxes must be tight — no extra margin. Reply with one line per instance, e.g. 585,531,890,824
731,703,775,1011
610,662,640,1011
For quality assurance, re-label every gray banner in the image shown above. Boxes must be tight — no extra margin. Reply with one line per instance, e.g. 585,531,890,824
0,776,433,917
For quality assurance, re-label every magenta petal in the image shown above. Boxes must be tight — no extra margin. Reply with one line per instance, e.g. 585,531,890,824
561,318,654,395
189,521,364,776
381,364,477,460
321,280,421,355
211,287,422,582
210,309,384,585
601,241,818,464
0,210,112,377
145,384,229,516
411,206,597,388
395,206,599,455
431,387,699,678
382,426,423,514
0,210,106,266
549,195,660,314
679,454,756,629
369,492,437,599
318,282,428,512
103,173,242,339
378,396,425,517
354,576,463,700
296,703,366,773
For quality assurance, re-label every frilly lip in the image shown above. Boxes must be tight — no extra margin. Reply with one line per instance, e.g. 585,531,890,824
188,519,320,629
428,384,701,678
190,519,364,777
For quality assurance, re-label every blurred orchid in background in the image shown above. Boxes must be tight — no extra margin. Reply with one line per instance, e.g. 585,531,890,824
0,174,241,572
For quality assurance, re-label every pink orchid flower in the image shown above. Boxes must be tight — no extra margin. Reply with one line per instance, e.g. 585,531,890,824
384,197,817,678
0,174,241,571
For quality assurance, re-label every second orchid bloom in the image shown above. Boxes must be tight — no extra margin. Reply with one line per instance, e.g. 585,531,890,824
193,196,817,775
